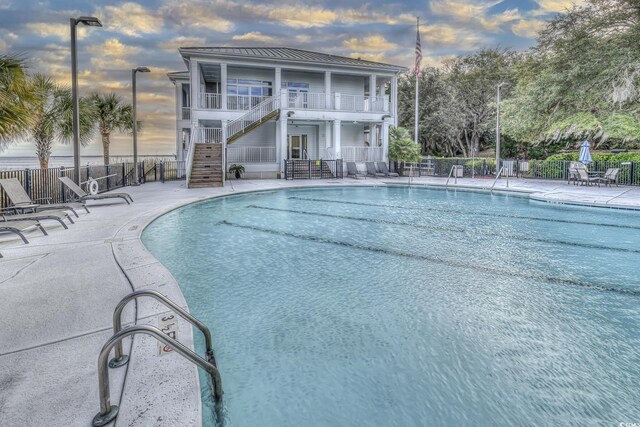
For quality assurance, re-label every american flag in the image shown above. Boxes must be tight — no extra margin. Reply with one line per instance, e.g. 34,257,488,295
415,18,422,76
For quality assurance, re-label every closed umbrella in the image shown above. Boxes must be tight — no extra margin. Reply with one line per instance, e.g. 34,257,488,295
578,140,592,165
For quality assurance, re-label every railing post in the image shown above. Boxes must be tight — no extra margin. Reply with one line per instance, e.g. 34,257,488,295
630,162,635,185
24,168,31,195
122,163,127,187
105,165,110,191
160,162,165,183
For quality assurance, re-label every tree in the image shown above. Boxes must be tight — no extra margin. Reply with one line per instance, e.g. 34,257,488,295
28,74,95,169
0,54,34,148
388,126,422,164
89,93,135,165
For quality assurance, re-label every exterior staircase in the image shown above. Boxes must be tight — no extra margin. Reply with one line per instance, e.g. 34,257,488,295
188,143,223,188
186,96,281,188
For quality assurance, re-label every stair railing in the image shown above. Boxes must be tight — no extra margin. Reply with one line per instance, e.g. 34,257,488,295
226,96,280,141
185,127,197,186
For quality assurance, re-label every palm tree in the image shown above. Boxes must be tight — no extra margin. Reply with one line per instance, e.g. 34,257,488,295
0,54,35,148
28,74,95,169
89,93,134,165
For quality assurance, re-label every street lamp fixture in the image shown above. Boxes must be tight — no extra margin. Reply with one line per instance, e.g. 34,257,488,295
70,16,102,184
495,82,508,175
132,67,151,185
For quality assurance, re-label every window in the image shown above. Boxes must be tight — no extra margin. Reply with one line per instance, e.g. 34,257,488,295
227,79,272,109
283,82,310,108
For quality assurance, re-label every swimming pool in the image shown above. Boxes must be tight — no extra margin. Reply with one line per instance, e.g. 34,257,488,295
142,186,640,426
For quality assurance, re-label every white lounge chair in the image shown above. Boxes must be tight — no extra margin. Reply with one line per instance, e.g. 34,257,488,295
59,176,133,204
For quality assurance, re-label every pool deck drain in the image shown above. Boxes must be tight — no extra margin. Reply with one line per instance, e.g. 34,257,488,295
1,177,639,426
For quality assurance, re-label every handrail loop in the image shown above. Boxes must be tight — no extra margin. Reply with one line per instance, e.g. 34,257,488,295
445,165,458,186
92,325,223,427
109,290,215,368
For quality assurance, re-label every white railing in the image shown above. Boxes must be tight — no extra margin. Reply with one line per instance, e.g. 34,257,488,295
341,146,383,162
181,107,191,120
227,95,270,111
227,96,280,140
185,128,197,185
227,146,276,163
336,94,389,113
198,127,222,144
286,91,328,110
199,93,221,109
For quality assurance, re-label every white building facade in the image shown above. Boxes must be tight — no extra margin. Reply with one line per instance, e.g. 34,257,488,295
168,47,407,179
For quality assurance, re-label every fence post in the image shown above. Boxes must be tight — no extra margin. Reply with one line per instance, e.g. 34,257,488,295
630,162,635,186
122,163,127,187
154,163,158,182
24,168,31,195
106,165,110,191
160,162,165,183
59,166,66,202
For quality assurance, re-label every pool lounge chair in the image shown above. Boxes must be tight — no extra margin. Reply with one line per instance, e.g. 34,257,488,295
0,178,88,218
576,168,600,187
0,220,48,258
376,162,399,177
59,176,133,204
568,162,587,185
599,168,619,187
2,209,74,228
366,162,385,178
347,162,366,179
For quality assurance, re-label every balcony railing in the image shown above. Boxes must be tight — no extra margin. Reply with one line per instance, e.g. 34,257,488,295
227,146,276,163
200,93,221,109
198,127,222,144
287,91,327,110
228,95,270,111
181,107,191,120
341,146,384,162
337,94,389,113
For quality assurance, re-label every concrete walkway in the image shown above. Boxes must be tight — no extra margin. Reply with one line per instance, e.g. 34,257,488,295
1,177,639,426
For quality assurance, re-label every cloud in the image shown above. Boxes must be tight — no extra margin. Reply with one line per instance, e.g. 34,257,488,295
343,35,397,52
430,1,488,23
232,32,279,43
422,24,488,49
96,2,164,37
480,9,522,30
348,52,386,63
161,1,234,33
159,36,207,52
512,19,546,38
26,23,87,41
537,0,582,13
93,38,140,58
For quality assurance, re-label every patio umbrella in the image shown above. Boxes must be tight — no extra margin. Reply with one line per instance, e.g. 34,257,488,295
578,140,592,165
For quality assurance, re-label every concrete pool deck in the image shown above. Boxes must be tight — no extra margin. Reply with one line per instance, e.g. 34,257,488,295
1,176,639,426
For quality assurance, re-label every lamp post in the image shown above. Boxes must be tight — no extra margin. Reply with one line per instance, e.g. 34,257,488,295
70,16,102,185
132,67,151,185
495,82,508,175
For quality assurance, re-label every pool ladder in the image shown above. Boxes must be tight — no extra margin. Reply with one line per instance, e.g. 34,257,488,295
92,290,223,427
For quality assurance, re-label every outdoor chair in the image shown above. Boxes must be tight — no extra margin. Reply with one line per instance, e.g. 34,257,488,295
0,220,48,258
59,176,133,205
0,178,88,218
376,162,399,177
366,162,385,178
576,168,599,187
599,168,620,187
347,162,366,179
568,162,587,185
1,208,74,228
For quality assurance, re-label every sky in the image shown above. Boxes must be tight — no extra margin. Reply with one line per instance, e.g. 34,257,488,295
0,0,578,157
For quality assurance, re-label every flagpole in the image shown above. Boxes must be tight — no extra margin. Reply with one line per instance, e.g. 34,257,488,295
414,16,419,146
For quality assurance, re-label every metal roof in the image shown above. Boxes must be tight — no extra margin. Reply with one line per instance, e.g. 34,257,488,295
178,47,407,72
167,70,188,81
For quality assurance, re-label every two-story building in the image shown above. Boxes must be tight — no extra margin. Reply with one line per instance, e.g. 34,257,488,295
168,47,407,186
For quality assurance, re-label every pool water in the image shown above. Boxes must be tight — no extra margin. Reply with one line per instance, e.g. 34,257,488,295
142,186,640,426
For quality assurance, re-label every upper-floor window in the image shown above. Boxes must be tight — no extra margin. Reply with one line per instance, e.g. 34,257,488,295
283,82,310,108
227,79,272,97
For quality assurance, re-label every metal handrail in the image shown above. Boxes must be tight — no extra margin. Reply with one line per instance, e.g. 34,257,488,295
109,290,215,368
490,166,509,192
92,325,223,427
445,165,458,186
185,128,197,186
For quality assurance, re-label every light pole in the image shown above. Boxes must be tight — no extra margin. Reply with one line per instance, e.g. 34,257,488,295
132,67,151,185
495,82,508,175
70,16,102,185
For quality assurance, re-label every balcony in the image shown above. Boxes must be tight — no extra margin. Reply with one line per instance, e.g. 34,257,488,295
181,107,191,120
198,91,390,113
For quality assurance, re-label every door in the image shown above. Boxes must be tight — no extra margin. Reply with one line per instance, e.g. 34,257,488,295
288,135,308,159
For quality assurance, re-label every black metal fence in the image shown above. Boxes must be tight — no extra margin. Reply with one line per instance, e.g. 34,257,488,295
284,159,343,180
408,158,640,186
0,160,186,209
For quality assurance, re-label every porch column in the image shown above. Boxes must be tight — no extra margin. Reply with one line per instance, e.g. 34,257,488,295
369,75,377,100
279,116,288,175
275,67,281,100
221,119,228,143
382,119,390,162
325,121,332,149
391,75,398,127
190,60,199,110
220,63,227,110
324,71,331,109
333,119,341,159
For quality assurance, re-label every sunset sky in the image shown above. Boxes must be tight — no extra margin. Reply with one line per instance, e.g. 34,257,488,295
0,0,578,157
